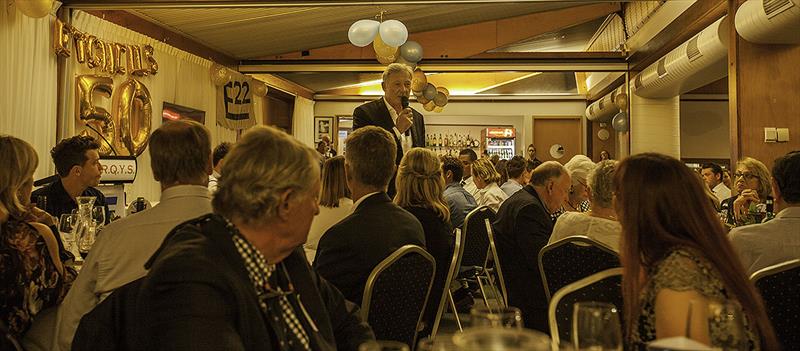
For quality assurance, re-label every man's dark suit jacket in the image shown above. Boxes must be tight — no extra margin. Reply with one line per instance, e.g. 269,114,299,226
492,184,554,332
313,193,426,305
128,214,374,351
352,98,426,166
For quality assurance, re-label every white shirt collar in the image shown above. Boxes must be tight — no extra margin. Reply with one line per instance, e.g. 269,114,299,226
712,182,729,194
351,191,382,213
383,97,400,124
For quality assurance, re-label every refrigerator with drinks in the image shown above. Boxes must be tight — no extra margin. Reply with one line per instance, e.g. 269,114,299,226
481,127,516,160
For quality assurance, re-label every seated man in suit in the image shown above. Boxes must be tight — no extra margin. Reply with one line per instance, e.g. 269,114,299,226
353,63,426,197
314,126,426,305
492,161,571,332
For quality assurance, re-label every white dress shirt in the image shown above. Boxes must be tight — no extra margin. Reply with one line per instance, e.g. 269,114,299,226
475,182,508,213
54,185,213,351
729,206,800,276
305,198,354,263
548,211,622,252
500,179,524,197
462,177,478,197
383,97,413,154
208,170,221,193
712,182,731,204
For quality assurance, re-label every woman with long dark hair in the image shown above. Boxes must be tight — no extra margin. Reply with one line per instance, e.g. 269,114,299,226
614,153,778,350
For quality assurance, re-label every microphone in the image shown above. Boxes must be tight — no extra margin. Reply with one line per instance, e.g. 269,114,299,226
400,96,409,109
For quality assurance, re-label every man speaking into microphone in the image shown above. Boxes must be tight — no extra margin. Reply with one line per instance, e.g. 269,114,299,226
352,63,426,197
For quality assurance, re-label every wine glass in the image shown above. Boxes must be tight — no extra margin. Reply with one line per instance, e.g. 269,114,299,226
572,302,622,351
707,300,748,351
452,326,551,351
77,222,97,260
358,340,410,351
470,305,523,329
92,206,106,228
58,213,77,254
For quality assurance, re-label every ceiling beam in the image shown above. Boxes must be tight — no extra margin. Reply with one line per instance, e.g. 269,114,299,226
250,74,315,100
257,3,620,60
239,57,628,74
62,0,623,10
627,0,727,72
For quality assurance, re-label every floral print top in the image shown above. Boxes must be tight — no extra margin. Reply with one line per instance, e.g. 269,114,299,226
631,247,760,350
1,217,75,339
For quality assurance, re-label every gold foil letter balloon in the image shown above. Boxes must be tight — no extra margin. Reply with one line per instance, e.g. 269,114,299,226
113,43,128,75
127,45,147,76
142,44,158,75
73,31,88,63
86,35,106,69
76,75,115,155
114,78,152,156
53,19,71,57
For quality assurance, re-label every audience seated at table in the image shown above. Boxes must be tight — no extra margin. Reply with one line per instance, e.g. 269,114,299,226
314,126,425,305
493,161,571,332
0,135,74,341
549,159,620,252
730,151,800,276
441,156,477,230
394,147,453,338
305,155,352,263
614,153,778,350
721,157,773,227
54,120,214,351
131,126,374,350
563,154,595,213
471,158,508,213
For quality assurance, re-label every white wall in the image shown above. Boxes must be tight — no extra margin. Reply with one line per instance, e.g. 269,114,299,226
314,100,587,155
680,100,729,159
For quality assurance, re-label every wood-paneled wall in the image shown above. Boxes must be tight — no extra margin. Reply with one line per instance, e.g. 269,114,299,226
729,1,800,169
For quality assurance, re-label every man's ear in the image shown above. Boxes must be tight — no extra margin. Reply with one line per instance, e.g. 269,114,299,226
381,81,387,93
771,177,781,201
69,164,82,178
276,188,294,221
445,170,453,181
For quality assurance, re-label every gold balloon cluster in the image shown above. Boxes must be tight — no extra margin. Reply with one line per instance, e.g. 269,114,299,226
410,68,449,113
209,63,268,97
14,0,53,18
76,75,152,156
54,19,158,77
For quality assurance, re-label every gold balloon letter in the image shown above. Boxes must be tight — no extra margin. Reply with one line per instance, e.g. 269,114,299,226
86,35,106,69
142,44,158,75
73,31,88,63
127,45,146,76
114,78,152,156
113,43,128,75
53,19,71,58
76,75,115,155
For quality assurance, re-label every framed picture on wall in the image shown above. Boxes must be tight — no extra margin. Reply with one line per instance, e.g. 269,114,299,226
314,116,337,145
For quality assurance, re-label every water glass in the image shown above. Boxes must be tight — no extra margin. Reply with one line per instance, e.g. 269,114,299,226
58,214,77,251
572,302,622,351
358,340,410,351
77,222,97,259
470,305,524,329
453,326,551,351
417,337,457,351
707,300,747,351
92,206,106,228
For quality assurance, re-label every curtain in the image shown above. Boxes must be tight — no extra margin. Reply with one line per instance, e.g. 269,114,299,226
292,96,315,147
66,11,253,203
0,0,59,180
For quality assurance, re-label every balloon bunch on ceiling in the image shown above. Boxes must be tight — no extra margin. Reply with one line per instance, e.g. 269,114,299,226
12,0,55,18
348,13,449,112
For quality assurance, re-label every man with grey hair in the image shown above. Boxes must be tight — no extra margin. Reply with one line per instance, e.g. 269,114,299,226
352,63,426,197
314,126,425,305
55,120,215,350
127,126,373,350
492,161,571,332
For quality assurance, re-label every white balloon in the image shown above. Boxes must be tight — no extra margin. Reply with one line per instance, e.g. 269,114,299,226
379,20,408,47
348,20,380,47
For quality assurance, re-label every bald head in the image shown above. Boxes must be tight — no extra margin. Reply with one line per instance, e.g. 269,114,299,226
530,161,568,186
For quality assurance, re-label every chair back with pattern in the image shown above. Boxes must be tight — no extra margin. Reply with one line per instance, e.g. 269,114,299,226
460,206,496,268
539,236,620,301
548,267,623,346
751,259,800,349
361,245,436,348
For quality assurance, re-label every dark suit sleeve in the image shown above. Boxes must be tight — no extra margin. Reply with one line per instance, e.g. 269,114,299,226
312,272,375,350
353,105,371,131
513,205,553,271
411,110,426,147
313,226,358,301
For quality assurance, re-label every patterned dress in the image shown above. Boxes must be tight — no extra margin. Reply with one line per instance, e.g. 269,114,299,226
631,248,760,350
0,217,74,339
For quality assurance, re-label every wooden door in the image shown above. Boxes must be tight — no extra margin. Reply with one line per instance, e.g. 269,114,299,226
532,116,583,163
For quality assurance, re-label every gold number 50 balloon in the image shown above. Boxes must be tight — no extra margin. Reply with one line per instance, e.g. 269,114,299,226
76,75,115,155
114,78,152,156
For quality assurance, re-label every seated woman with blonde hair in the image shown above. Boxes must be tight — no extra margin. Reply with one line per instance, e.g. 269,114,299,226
722,157,773,227
305,155,351,263
615,153,778,350
471,158,508,213
394,147,452,338
0,136,74,340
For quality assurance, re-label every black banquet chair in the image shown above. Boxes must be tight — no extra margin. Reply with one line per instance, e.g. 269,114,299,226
459,206,508,309
538,235,620,301
751,258,800,349
547,267,623,347
361,245,436,349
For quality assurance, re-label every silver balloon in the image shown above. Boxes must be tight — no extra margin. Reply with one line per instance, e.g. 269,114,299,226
423,83,437,100
399,40,423,63
348,19,380,47
379,20,408,47
612,112,629,132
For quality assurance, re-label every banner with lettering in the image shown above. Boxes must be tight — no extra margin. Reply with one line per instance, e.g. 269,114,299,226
216,77,256,130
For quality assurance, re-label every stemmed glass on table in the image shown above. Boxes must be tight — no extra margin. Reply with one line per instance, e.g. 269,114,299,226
572,302,623,351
